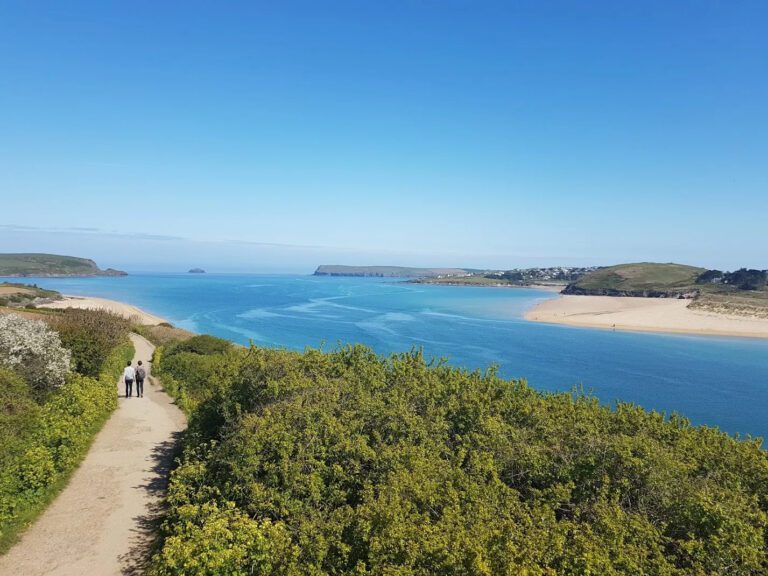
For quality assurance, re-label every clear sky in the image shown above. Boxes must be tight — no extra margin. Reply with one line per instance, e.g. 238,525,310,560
1,1,766,272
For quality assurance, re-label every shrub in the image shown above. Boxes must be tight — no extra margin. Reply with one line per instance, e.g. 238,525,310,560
166,334,231,357
150,343,768,576
47,308,131,377
0,314,71,396
0,368,40,468
0,339,133,550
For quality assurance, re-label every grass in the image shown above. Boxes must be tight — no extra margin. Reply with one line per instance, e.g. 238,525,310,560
691,290,768,318
571,262,705,292
132,322,196,346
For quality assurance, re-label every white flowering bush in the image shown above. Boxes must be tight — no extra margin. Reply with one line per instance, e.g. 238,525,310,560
0,313,71,394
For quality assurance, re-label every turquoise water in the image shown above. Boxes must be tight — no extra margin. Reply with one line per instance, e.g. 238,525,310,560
10,274,768,440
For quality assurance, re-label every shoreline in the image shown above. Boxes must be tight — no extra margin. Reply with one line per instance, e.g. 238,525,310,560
407,281,565,292
42,295,168,325
525,295,768,340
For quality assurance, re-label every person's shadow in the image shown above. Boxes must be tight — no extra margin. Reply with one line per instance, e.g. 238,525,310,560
119,428,186,575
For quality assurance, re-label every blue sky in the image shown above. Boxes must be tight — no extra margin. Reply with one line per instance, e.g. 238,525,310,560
1,1,766,272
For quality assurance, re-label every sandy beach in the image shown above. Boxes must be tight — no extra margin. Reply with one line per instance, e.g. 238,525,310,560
526,295,768,339
43,296,167,325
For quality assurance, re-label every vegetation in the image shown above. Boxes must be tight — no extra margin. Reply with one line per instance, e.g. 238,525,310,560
0,314,72,397
697,268,767,291
0,311,133,551
0,282,60,308
564,263,768,317
564,263,706,297
48,309,132,377
0,253,126,277
133,322,196,347
149,337,768,575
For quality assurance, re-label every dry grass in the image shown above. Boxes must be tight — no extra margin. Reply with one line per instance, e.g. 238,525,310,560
133,323,195,346
0,286,35,296
691,292,768,319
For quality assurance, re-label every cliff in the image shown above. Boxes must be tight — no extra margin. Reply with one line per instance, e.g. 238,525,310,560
0,254,128,277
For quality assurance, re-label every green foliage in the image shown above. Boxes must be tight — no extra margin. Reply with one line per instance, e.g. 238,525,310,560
150,342,768,575
152,336,235,416
165,334,232,357
48,308,131,377
0,340,133,551
0,368,40,480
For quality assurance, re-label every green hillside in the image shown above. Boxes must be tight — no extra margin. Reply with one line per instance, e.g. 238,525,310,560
0,254,126,277
565,263,705,296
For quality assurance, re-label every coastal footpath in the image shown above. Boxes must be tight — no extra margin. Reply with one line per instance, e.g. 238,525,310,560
0,334,186,576
526,295,768,339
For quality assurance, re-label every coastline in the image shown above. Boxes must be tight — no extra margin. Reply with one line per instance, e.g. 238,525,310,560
408,280,565,292
525,295,768,340
42,295,167,325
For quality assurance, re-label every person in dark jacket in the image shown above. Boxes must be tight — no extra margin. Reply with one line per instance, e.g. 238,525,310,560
135,360,146,398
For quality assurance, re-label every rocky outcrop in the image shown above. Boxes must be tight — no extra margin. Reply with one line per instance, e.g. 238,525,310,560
562,284,699,299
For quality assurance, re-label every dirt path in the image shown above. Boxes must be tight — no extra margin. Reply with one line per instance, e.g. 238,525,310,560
0,334,186,576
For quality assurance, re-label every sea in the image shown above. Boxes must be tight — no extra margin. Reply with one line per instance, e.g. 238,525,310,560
9,273,768,440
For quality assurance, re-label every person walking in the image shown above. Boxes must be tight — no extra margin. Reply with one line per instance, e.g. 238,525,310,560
135,360,146,398
123,360,135,398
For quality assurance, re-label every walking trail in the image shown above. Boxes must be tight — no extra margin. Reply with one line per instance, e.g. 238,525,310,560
0,334,186,576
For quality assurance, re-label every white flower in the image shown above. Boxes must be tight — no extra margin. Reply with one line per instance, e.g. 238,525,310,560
0,313,71,393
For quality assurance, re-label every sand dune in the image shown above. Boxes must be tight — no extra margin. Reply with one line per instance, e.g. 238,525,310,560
526,295,768,339
43,296,166,325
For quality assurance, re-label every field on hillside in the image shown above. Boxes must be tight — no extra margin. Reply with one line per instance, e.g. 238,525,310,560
0,254,125,277
0,283,60,308
568,263,705,293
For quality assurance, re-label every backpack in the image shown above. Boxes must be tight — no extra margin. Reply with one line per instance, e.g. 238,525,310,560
136,366,146,380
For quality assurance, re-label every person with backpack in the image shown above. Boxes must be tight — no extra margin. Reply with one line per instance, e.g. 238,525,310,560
123,360,135,398
135,360,146,398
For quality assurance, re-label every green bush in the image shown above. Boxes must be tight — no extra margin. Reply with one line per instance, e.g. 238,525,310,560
0,340,133,551
150,343,768,575
152,336,236,416
48,308,131,377
0,368,40,476
165,334,232,357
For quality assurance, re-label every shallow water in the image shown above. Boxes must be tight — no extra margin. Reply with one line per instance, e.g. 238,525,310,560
12,274,768,439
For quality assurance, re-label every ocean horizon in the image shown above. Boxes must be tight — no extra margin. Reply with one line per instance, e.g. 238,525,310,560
8,272,768,441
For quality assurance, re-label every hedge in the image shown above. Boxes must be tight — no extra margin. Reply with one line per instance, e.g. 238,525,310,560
0,340,134,551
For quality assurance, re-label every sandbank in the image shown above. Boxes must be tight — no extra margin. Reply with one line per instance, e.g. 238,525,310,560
525,295,768,339
43,295,167,325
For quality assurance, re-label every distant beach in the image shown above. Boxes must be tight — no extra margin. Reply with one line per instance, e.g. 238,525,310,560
43,295,167,325
526,295,768,339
